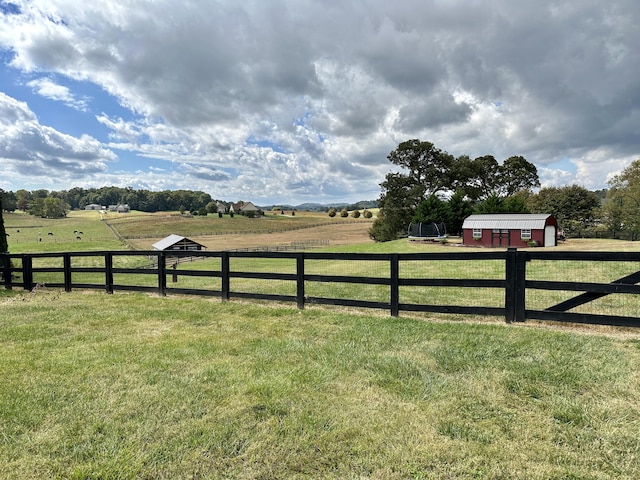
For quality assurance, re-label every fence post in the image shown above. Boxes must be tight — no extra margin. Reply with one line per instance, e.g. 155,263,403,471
1,253,12,290
22,255,33,291
390,254,399,317
221,252,230,302
505,248,526,323
63,253,72,292
505,248,517,322
157,252,166,296
105,252,114,294
514,250,527,322
296,253,305,310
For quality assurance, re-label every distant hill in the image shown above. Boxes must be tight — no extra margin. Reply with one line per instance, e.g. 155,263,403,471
260,200,378,212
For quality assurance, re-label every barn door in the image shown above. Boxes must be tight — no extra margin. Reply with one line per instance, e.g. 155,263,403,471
492,229,510,247
544,226,556,247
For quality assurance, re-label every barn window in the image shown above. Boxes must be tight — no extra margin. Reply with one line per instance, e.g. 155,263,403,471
521,229,532,240
472,228,482,238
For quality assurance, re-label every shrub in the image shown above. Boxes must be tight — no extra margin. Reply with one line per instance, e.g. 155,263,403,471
352,210,361,218
340,209,349,218
328,208,337,217
363,209,373,218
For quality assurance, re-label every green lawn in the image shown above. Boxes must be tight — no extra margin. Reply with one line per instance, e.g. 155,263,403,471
3,210,127,253
1,289,639,479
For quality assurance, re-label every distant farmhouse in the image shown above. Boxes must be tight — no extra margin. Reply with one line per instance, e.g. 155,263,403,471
152,234,206,251
214,200,261,216
108,204,130,213
84,204,105,211
230,201,260,215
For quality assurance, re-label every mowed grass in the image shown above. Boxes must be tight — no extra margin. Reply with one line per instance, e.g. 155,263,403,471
1,289,639,479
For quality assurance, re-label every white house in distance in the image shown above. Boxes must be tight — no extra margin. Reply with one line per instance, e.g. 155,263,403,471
108,204,130,213
229,201,260,215
84,203,105,211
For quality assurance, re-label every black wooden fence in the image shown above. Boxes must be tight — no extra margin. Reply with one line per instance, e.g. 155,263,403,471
2,249,639,327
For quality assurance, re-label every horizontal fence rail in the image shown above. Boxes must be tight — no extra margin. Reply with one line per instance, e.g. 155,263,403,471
1,249,639,327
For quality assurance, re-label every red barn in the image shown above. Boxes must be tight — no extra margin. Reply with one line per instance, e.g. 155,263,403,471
462,214,558,248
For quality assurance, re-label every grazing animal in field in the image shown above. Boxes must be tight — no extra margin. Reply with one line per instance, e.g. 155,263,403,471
48,232,53,236
78,231,83,235
76,236,82,240
74,230,78,234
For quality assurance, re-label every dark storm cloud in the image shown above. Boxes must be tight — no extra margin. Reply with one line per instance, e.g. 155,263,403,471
1,0,639,200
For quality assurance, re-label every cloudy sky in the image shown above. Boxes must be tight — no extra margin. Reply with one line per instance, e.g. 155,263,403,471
0,1,638,204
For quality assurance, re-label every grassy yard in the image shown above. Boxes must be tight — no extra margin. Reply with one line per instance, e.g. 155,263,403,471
1,289,639,479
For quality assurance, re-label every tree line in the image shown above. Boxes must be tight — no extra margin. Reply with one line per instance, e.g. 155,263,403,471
0,187,218,218
369,139,606,242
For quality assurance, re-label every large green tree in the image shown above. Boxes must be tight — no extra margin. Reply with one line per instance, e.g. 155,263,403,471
474,191,531,214
412,195,449,224
450,154,539,202
371,139,539,241
456,155,501,201
371,140,455,241
527,185,600,236
602,159,640,239
601,188,628,239
499,155,541,196
28,197,70,219
446,190,474,235
370,173,417,241
386,139,455,198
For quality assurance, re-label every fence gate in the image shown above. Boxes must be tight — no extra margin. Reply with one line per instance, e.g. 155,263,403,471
521,251,640,327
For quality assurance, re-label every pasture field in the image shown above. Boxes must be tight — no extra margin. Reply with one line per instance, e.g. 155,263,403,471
1,289,639,479
3,210,127,253
6,208,640,254
103,209,373,240
5,209,640,318
3,209,376,252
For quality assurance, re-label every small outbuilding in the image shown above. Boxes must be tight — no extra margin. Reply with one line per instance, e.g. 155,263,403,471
152,234,206,251
461,214,558,248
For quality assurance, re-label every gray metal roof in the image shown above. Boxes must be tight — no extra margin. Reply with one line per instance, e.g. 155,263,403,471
462,214,553,230
152,234,191,250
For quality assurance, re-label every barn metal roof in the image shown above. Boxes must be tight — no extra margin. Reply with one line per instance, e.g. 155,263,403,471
462,214,553,230
152,234,204,251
